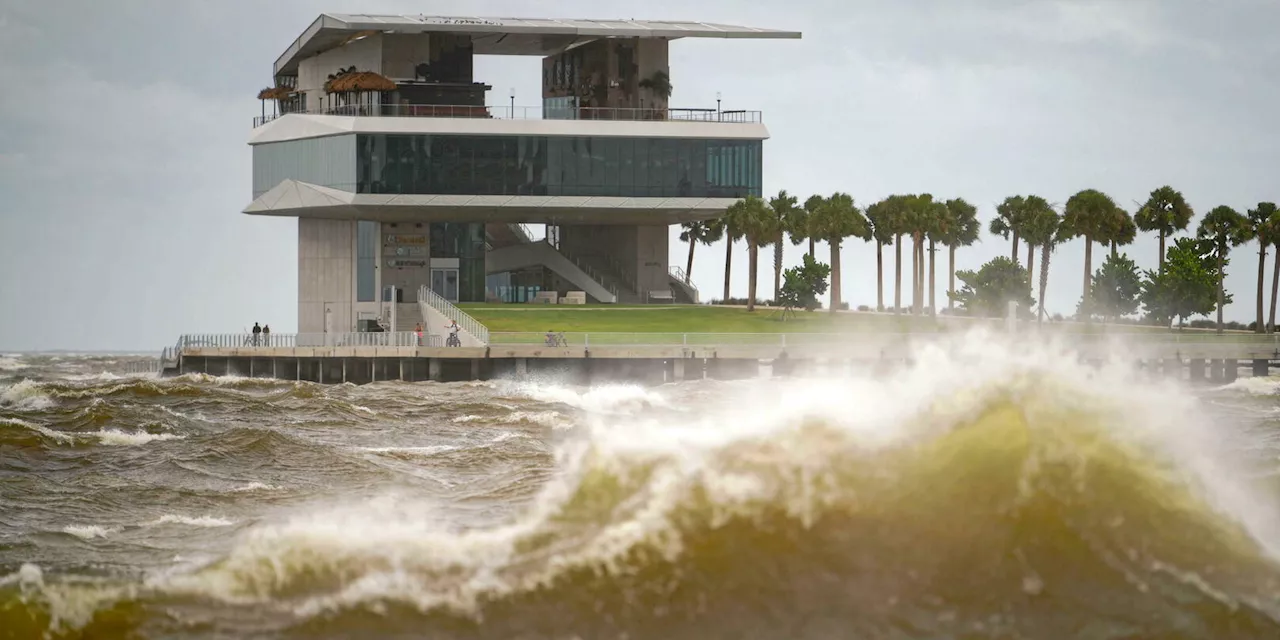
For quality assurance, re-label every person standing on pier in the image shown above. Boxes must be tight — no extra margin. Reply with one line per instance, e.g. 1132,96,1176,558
262,324,270,346
252,322,261,346
415,323,424,346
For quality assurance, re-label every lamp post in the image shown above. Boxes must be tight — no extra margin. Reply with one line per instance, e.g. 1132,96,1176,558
716,91,721,121
509,88,515,118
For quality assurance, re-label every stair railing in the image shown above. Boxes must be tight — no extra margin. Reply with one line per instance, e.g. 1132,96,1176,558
417,285,490,344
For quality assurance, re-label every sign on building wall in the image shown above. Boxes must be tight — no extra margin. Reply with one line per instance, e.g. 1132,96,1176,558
385,235,426,245
393,246,427,257
387,258,428,268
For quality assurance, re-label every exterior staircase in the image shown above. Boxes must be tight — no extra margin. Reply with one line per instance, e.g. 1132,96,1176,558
667,266,699,304
417,285,488,347
487,241,620,303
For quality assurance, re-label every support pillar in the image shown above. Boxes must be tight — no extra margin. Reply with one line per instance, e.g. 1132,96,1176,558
429,358,443,382
371,359,377,383
515,358,528,376
1209,359,1225,383
1254,359,1270,377
673,358,686,381
342,358,347,384
319,360,324,384
249,358,255,378
1225,359,1238,383
1189,358,1206,382
471,359,481,381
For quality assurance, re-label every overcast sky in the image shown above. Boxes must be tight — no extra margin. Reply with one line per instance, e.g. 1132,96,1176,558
2,0,1278,351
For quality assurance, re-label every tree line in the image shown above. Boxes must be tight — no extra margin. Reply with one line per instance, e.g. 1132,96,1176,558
679,187,1280,333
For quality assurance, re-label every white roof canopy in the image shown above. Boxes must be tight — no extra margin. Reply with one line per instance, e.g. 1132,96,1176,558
274,13,802,75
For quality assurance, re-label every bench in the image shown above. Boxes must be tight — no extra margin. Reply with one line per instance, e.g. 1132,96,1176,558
647,290,675,304
531,291,559,304
561,291,586,305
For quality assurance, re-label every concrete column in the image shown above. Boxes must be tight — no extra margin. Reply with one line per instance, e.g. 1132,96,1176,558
471,359,481,381
1189,359,1206,382
429,358,443,382
1225,359,1238,383
342,359,347,384
515,358,528,376
673,358,686,381
249,358,255,378
400,358,406,381
1253,359,1270,377
1209,359,1225,383
319,360,324,384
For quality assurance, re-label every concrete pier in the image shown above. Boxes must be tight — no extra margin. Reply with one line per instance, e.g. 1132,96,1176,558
167,342,1280,386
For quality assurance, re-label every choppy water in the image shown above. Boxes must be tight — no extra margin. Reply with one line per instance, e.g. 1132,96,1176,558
5,337,1280,639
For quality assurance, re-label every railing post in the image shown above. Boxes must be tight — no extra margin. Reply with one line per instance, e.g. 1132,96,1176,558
584,333,590,348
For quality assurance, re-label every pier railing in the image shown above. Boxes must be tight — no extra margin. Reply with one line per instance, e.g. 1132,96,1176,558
417,286,490,345
486,331,1280,348
177,332,432,349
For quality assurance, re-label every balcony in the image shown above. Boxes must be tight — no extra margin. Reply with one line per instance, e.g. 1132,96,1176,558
252,104,763,128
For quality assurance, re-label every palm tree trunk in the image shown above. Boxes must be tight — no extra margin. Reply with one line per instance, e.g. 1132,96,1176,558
928,238,936,316
1027,243,1036,304
1038,243,1051,324
1217,248,1225,334
1158,231,1167,273
773,240,783,303
876,242,884,311
917,237,925,314
1270,243,1280,332
948,245,956,310
723,237,733,303
830,238,842,313
808,237,815,259
747,243,758,313
911,234,921,314
1012,233,1020,265
1257,242,1267,333
685,238,695,284
894,234,902,314
1082,236,1093,322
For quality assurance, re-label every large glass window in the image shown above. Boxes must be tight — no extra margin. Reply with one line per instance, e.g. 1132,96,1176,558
356,220,378,302
356,134,761,199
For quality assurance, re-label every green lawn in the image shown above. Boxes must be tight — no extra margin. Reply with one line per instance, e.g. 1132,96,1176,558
457,304,1219,337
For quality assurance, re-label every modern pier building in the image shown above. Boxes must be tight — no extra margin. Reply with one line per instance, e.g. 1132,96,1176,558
246,13,800,338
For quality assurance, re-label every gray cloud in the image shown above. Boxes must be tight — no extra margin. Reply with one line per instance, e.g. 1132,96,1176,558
2,0,1277,350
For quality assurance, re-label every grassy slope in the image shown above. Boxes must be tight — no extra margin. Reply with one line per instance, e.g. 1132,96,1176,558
458,304,1208,335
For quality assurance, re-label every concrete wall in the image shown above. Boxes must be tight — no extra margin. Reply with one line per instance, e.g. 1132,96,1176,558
558,224,669,297
634,225,670,296
298,218,356,334
380,222,431,302
381,34,433,80
297,33,384,113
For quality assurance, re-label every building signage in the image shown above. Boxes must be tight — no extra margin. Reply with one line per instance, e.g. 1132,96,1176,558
393,246,427,257
420,17,501,26
386,235,426,245
386,259,428,268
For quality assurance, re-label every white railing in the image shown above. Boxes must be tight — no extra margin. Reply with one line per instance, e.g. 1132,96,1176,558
668,266,699,301
486,331,1280,348
417,286,490,345
178,332,424,349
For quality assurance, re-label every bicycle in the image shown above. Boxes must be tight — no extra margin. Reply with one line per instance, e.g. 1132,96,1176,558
446,333,462,347
544,332,568,347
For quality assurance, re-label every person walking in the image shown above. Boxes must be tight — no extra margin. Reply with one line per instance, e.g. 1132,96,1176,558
251,322,262,346
414,323,424,346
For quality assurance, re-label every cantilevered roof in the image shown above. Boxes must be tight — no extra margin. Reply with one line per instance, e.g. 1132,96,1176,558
274,13,802,75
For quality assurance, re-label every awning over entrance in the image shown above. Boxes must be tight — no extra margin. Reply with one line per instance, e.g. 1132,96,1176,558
244,180,735,225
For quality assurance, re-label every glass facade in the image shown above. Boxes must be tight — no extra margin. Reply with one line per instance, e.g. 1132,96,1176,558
252,135,357,198
356,134,761,198
355,221,378,302
429,222,486,303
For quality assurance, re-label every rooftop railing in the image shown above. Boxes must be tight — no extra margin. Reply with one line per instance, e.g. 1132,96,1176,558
253,104,763,127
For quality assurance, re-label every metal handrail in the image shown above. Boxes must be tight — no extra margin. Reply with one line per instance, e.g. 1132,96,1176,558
253,104,764,127
177,332,423,348
418,285,490,345
485,331,1280,347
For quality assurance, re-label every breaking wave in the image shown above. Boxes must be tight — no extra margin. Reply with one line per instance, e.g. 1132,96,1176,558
6,334,1280,638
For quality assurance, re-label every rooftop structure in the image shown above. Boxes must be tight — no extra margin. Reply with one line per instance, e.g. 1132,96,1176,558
248,13,798,341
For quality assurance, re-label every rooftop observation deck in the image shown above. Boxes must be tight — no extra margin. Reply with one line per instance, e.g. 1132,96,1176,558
252,104,762,128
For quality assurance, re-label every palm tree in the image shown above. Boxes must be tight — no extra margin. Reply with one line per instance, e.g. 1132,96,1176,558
769,190,799,302
1109,206,1136,258
1135,185,1195,272
941,198,980,311
1248,203,1280,332
802,195,824,257
1061,189,1121,322
925,199,954,315
865,198,899,311
1019,200,1062,323
991,196,1027,263
678,220,724,285
726,196,777,312
1197,205,1252,334
721,200,746,302
809,192,872,313
1019,196,1055,292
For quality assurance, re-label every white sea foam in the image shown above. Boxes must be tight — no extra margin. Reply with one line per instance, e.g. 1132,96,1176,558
94,429,185,446
229,482,282,493
63,372,123,382
1,417,77,444
361,445,459,456
154,331,1280,619
451,414,484,423
0,379,54,409
62,525,120,540
147,514,235,528
524,382,671,415
0,356,29,371
504,410,570,428
1216,376,1280,396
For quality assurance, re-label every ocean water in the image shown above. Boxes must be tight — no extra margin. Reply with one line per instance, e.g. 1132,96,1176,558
4,335,1280,639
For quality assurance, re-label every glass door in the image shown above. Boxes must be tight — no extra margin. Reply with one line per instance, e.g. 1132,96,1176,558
431,269,460,302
